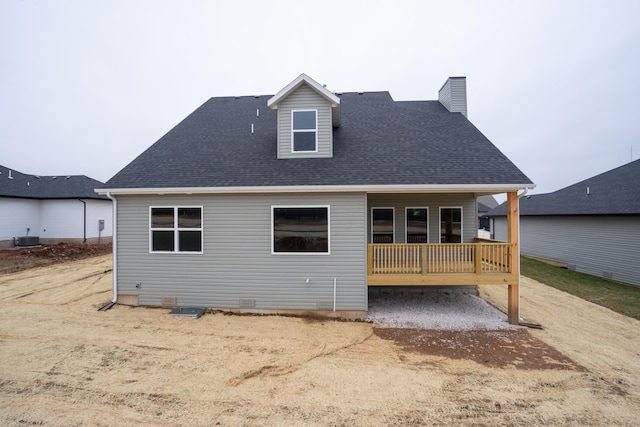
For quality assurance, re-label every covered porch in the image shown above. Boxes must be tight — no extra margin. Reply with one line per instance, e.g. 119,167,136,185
366,192,522,324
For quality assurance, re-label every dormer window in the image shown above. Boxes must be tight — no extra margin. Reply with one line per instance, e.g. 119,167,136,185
292,110,317,152
268,74,340,159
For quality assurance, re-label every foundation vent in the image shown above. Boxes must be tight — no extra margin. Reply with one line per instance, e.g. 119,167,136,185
161,296,177,307
602,271,613,280
316,301,333,310
239,299,256,308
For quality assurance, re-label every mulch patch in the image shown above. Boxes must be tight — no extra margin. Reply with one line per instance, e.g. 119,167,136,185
375,328,587,371
0,242,112,274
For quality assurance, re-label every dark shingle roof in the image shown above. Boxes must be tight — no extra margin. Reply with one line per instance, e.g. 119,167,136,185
478,202,494,214
0,165,108,200
487,159,640,216
478,195,499,213
104,91,533,189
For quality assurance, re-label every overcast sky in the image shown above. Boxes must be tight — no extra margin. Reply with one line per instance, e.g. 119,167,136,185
2,0,639,198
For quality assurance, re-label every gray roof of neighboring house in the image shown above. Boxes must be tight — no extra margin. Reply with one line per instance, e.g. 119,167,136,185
478,195,499,213
104,90,533,190
0,165,108,200
487,159,640,216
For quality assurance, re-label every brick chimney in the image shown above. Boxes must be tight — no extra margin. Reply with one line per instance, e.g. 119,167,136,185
438,77,467,117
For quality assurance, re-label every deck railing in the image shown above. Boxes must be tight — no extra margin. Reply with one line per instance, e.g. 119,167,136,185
368,243,511,275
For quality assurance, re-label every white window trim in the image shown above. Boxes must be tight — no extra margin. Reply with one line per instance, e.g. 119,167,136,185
405,207,429,244
271,205,330,255
291,109,318,153
439,206,463,244
149,206,204,254
371,207,395,244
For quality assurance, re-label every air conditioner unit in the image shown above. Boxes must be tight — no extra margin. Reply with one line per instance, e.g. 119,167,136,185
17,236,40,246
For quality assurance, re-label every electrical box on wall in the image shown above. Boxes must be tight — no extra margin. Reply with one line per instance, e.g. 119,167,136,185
98,219,105,231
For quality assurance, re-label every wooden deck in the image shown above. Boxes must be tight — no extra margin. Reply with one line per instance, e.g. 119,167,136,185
367,242,518,286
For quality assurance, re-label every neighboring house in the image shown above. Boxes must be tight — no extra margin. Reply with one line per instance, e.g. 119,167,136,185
477,195,499,233
99,74,534,322
0,165,113,248
487,159,640,287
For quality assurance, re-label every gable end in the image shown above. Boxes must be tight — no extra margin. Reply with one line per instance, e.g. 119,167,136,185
276,83,334,159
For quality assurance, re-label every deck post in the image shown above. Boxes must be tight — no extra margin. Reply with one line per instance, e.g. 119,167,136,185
474,242,482,275
367,245,373,277
507,191,520,325
421,245,427,274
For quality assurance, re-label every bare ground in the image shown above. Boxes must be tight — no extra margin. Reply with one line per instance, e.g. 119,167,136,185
0,255,639,426
0,242,112,274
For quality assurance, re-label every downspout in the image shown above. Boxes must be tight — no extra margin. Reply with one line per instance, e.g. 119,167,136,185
516,188,529,321
106,192,117,303
78,199,87,243
333,278,337,312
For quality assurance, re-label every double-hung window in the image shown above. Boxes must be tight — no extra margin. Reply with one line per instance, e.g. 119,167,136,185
406,208,428,243
372,208,394,243
292,110,317,152
150,207,203,253
272,206,329,254
440,207,462,243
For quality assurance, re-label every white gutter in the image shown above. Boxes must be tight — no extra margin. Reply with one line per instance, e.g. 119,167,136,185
78,199,87,243
516,188,529,321
98,183,536,196
105,192,117,303
333,278,337,312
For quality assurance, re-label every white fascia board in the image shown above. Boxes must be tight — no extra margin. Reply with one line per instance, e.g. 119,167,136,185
97,183,536,196
267,73,340,109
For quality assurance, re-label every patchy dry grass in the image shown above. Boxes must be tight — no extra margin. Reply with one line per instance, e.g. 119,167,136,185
521,256,640,320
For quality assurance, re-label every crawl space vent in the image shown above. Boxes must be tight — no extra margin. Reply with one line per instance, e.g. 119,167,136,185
239,299,256,308
169,307,206,319
316,301,333,310
161,296,177,307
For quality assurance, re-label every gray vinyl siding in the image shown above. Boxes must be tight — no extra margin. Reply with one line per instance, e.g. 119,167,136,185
115,193,367,310
493,215,640,286
492,217,508,242
277,84,333,159
367,193,477,243
438,77,467,117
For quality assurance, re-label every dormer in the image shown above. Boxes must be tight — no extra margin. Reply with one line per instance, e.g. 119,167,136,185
267,73,340,159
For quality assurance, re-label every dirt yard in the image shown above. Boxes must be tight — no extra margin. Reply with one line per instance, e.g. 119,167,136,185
0,254,639,426
0,242,112,274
